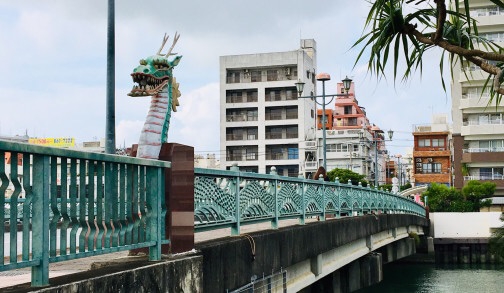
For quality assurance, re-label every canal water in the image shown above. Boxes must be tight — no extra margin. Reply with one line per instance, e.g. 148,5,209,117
357,263,504,292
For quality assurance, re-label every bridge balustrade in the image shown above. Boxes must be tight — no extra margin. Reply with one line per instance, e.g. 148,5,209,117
0,140,426,288
194,166,426,235
0,140,169,287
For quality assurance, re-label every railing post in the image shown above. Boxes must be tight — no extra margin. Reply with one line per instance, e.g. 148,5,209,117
334,177,341,218
319,175,326,221
31,154,50,287
230,164,240,236
298,173,306,225
147,167,162,261
271,167,279,229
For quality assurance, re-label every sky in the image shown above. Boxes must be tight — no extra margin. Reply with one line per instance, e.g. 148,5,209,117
0,0,452,158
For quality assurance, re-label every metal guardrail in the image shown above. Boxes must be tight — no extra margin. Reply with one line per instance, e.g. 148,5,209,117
1,140,427,287
0,140,170,287
194,167,426,235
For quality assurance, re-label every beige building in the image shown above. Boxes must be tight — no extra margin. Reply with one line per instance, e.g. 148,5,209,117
451,1,504,196
219,40,317,177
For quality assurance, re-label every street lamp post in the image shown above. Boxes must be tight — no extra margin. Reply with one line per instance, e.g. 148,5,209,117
359,129,394,187
295,74,352,171
395,154,403,187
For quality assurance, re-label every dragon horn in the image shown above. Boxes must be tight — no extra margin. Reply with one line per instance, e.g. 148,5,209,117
165,32,180,57
156,33,169,55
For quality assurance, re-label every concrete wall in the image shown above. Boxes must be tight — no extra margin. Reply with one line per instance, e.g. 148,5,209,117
430,212,502,238
196,214,428,293
6,256,203,293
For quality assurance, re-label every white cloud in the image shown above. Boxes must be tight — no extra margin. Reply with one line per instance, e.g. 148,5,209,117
0,0,453,158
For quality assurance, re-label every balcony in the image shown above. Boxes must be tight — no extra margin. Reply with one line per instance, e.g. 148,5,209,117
463,147,504,153
461,123,504,136
226,153,258,161
305,161,318,170
265,152,298,160
459,95,495,109
225,114,258,122
462,150,504,163
226,134,257,141
464,174,504,181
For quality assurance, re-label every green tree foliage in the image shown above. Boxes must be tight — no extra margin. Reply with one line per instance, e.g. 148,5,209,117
461,180,494,211
354,0,504,104
400,182,412,191
379,182,411,192
489,213,504,259
327,168,368,187
423,181,494,212
380,183,393,192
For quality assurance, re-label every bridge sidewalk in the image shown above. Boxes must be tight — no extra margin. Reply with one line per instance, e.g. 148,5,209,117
0,219,313,290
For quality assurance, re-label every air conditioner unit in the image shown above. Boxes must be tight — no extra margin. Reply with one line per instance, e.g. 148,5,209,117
304,141,317,149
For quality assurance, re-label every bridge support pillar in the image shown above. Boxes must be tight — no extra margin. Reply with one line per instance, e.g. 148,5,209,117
346,252,383,292
427,236,434,255
310,254,323,276
380,237,416,264
303,253,383,293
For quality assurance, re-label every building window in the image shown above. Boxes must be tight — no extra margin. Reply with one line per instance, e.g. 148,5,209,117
344,106,352,115
479,167,504,180
286,126,298,139
267,70,278,81
251,70,262,82
418,139,431,147
432,139,445,147
422,163,441,173
226,71,240,83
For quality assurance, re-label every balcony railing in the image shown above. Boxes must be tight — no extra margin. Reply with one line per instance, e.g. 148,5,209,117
464,174,504,181
463,147,504,153
266,152,298,160
226,153,258,161
463,119,503,126
305,161,318,170
226,134,258,141
226,114,258,122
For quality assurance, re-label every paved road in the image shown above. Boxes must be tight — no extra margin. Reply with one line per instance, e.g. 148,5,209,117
0,218,315,288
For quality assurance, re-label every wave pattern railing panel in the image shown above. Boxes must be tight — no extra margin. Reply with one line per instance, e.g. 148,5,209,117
0,140,170,287
194,167,426,235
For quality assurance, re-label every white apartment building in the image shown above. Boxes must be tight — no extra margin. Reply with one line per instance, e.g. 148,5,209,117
451,0,504,195
220,39,317,177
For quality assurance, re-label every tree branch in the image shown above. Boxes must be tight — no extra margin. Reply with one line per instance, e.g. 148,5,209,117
433,0,447,42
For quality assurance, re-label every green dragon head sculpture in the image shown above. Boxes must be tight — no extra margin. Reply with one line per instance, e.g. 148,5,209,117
128,33,182,102
130,33,182,158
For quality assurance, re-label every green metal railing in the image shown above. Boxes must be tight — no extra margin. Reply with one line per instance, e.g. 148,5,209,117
194,166,426,235
1,140,427,288
0,140,170,287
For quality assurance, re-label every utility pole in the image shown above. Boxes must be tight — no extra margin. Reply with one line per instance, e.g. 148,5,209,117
105,0,116,154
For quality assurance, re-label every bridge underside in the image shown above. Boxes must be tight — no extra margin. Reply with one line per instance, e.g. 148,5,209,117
196,214,428,293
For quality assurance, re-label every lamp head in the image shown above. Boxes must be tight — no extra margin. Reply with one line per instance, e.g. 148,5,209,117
387,129,394,140
295,79,305,97
342,76,352,93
